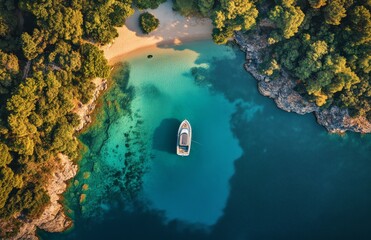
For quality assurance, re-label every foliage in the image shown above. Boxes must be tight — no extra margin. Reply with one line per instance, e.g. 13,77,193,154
80,43,109,79
198,0,215,16
268,2,305,39
82,0,134,45
308,0,327,9
0,0,133,235
173,0,259,43
134,0,166,10
172,0,199,16
212,0,259,43
265,0,370,117
0,7,17,37
139,12,160,34
0,0,369,236
173,0,371,119
0,50,19,94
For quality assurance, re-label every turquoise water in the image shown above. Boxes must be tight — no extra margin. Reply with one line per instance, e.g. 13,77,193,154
40,40,371,239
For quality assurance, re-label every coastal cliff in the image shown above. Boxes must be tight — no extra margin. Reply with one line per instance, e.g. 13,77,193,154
10,79,108,240
234,30,371,134
13,154,77,240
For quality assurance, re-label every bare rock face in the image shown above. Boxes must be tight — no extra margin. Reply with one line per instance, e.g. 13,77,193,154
237,31,318,116
74,78,108,131
234,31,370,133
11,78,108,239
315,107,371,133
13,154,77,240
255,70,318,115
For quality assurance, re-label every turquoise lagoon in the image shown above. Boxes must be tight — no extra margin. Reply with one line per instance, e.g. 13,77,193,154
41,40,371,240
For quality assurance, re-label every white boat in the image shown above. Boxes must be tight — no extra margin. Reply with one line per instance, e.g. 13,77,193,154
176,120,192,156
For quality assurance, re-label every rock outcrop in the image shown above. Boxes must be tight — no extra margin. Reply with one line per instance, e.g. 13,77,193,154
234,31,371,134
11,78,108,239
315,107,371,133
13,154,77,240
74,78,108,131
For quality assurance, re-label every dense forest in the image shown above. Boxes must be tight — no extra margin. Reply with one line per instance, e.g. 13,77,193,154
173,0,370,120
0,0,136,237
0,0,370,237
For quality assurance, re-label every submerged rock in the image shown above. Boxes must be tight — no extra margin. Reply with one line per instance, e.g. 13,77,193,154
234,30,370,133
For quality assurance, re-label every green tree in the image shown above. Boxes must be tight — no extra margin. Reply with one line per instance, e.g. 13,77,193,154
211,0,258,44
134,0,166,9
269,3,305,39
80,43,109,79
48,41,81,71
172,0,199,16
308,0,327,9
0,50,18,93
212,27,233,44
139,12,160,34
46,7,83,43
198,0,214,16
324,0,347,25
21,30,47,60
349,5,371,45
0,143,12,167
0,167,15,209
213,11,226,29
0,8,17,37
110,2,135,27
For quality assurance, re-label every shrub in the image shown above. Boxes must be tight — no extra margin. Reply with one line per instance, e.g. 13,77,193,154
139,12,159,34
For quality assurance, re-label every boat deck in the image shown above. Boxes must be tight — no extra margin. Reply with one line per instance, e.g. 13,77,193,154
177,147,189,155
177,120,191,156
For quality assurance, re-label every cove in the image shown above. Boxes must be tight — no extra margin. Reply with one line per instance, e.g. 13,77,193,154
40,40,371,240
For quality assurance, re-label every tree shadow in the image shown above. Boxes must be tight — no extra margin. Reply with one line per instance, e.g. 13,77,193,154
152,118,181,154
125,1,212,44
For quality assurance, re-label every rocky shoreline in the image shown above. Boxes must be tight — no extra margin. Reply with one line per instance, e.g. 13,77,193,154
8,19,370,240
11,78,108,240
234,30,371,134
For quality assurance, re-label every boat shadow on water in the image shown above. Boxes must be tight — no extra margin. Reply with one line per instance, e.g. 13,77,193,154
152,118,181,154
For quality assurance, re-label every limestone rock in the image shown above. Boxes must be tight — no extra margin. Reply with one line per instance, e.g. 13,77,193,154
234,30,370,133
75,78,108,131
315,106,371,134
13,154,77,239
11,78,107,239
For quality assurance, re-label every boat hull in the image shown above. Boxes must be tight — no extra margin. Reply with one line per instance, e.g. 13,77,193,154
177,120,192,156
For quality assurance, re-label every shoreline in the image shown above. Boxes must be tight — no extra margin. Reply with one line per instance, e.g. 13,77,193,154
107,34,213,65
12,2,369,238
12,2,213,239
234,30,371,134
103,0,213,64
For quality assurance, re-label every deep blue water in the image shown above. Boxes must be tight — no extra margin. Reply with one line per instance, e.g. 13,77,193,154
40,40,371,240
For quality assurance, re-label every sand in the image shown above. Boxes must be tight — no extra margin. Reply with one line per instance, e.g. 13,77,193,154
103,1,213,64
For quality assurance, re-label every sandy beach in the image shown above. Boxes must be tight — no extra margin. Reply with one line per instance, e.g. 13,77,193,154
103,1,213,63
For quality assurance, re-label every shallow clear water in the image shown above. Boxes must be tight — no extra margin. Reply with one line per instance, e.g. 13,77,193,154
41,40,371,240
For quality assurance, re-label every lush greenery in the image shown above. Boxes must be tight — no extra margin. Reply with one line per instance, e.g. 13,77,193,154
0,0,369,237
172,0,200,16
0,0,133,237
134,0,166,9
139,12,160,34
173,0,371,121
172,0,259,43
264,0,371,120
